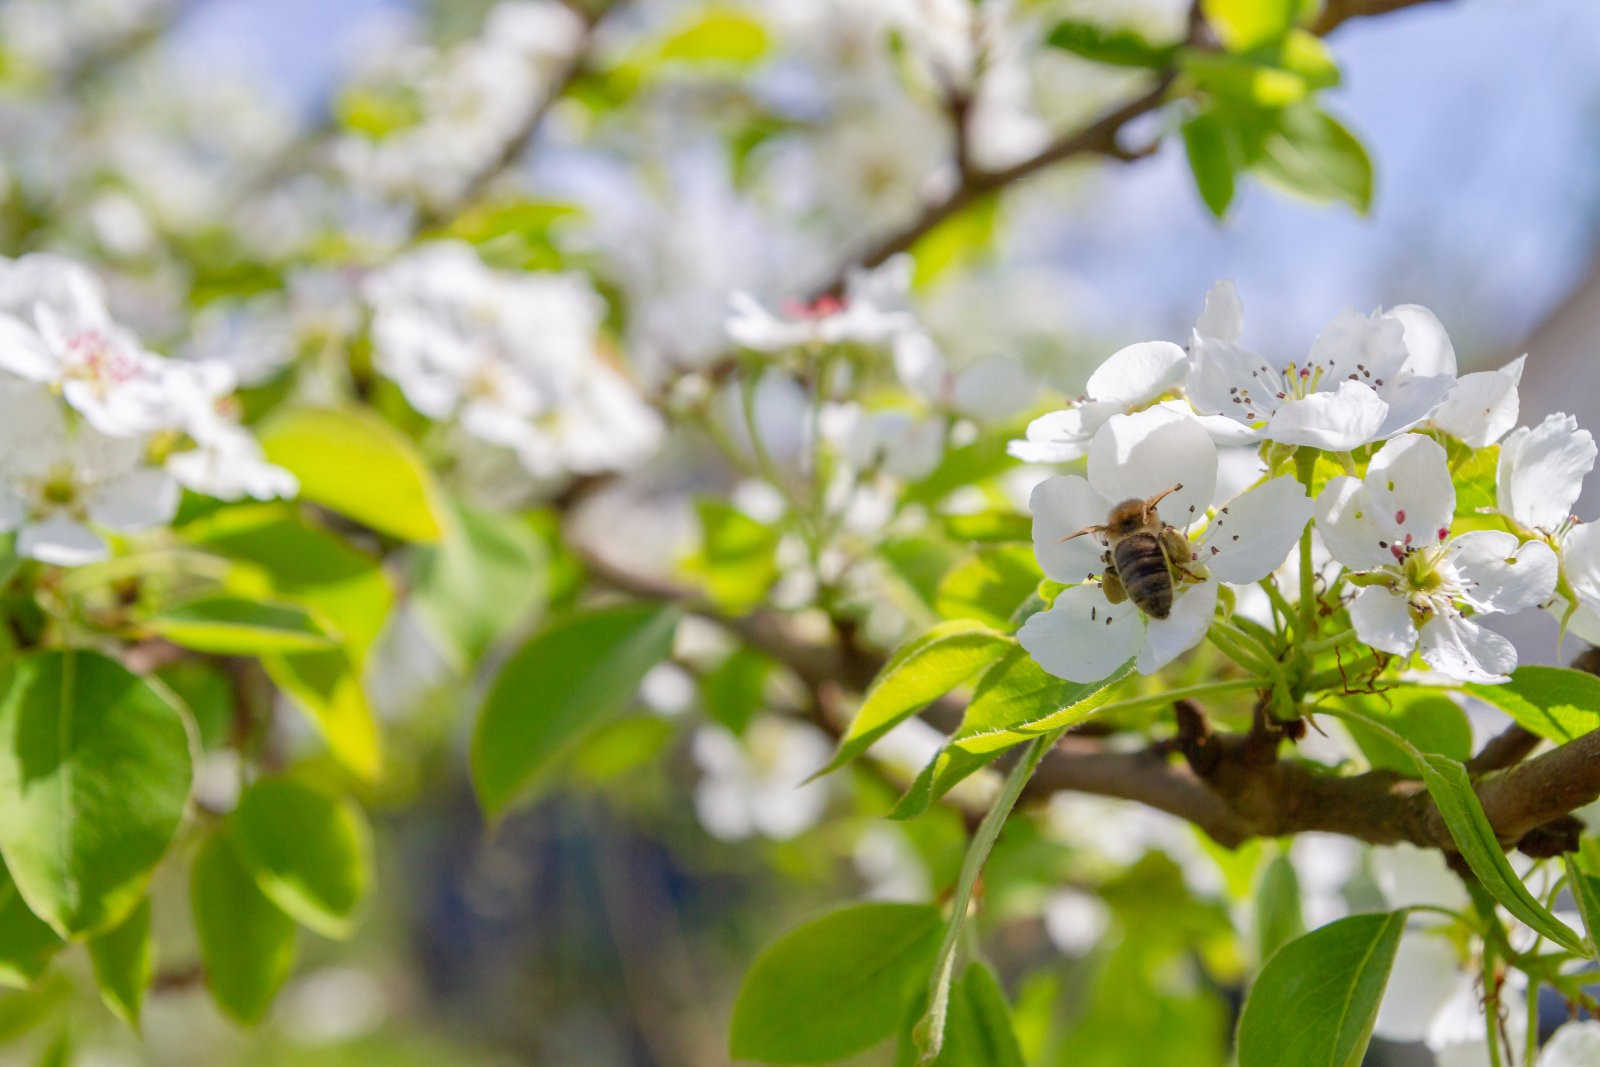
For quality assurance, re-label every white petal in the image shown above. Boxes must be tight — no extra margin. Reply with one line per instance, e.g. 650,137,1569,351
1417,613,1516,684
1389,304,1457,378
1030,475,1111,585
1263,380,1388,450
1087,408,1216,530
1374,374,1454,438
892,330,946,401
18,516,107,565
1448,531,1557,615
1137,580,1217,673
1197,476,1311,584
1538,1022,1600,1067
0,487,22,531
1308,309,1409,384
1085,341,1187,407
1349,586,1418,656
1186,336,1271,423
1007,402,1118,464
0,383,68,480
1563,521,1600,613
1374,934,1462,1043
1431,355,1523,447
1497,412,1596,532
1314,476,1396,571
0,313,58,381
1194,281,1242,342
725,292,811,351
1017,585,1142,683
1366,433,1456,548
1188,409,1266,446
86,468,178,531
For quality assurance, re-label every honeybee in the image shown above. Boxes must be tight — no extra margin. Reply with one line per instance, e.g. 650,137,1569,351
1060,484,1196,620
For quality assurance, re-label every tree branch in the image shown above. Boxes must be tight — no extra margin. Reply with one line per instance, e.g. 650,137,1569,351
416,0,619,230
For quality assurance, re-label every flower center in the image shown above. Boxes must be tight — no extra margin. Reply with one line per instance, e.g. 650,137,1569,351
63,330,139,393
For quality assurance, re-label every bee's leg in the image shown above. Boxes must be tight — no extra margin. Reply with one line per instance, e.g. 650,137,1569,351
1101,566,1127,605
1161,527,1205,582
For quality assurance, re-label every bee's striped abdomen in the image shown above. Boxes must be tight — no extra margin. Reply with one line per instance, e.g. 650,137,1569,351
1112,532,1173,620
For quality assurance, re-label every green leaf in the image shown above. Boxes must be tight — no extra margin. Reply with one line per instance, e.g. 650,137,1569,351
1465,665,1600,744
1564,839,1600,964
334,85,422,139
880,536,963,611
1253,853,1304,964
939,510,1031,543
0,858,61,988
914,732,1062,1063
184,505,392,780
903,423,1023,508
729,902,941,1064
817,622,1009,779
1236,912,1405,1067
1202,0,1302,51
227,778,373,940
258,407,447,543
410,497,544,665
700,646,773,737
680,499,780,613
1342,692,1471,774
1181,51,1312,107
155,660,233,750
911,194,1000,290
1183,111,1238,218
1251,104,1373,213
1413,753,1583,952
1045,20,1177,67
191,833,297,1025
934,545,1041,629
654,8,769,66
145,595,336,655
88,897,151,1028
0,651,192,937
1451,443,1500,515
907,962,1024,1067
892,651,1134,818
1268,29,1339,88
471,603,680,819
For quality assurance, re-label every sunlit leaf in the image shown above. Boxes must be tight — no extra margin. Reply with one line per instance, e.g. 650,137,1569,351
145,595,336,655
88,897,152,1028
258,407,447,543
227,778,373,940
730,903,941,1064
471,603,680,819
191,833,297,1025
0,652,191,938
680,498,780,613
1464,665,1600,743
934,545,1041,629
1045,20,1177,67
0,858,60,988
1237,912,1404,1067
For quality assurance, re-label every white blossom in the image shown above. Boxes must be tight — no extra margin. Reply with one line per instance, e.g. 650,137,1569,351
1496,412,1600,643
0,253,172,436
691,717,833,842
725,255,917,353
1317,434,1557,683
1186,282,1457,450
1431,355,1525,447
365,242,660,482
1539,1022,1600,1067
0,383,176,565
1008,340,1188,463
1018,407,1310,681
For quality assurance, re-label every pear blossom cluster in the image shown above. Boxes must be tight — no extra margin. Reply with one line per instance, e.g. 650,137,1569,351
331,1,585,213
363,242,662,485
1016,282,1587,685
0,254,295,564
726,254,1035,485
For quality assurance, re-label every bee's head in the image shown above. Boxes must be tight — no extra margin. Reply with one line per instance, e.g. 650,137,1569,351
1106,498,1159,538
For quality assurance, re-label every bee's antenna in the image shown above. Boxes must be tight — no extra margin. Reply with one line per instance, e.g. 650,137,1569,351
1058,524,1105,543
1143,482,1183,520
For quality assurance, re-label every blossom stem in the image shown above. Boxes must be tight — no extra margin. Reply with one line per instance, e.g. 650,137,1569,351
1298,628,1357,656
1205,623,1276,675
1294,448,1319,644
1258,578,1295,634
